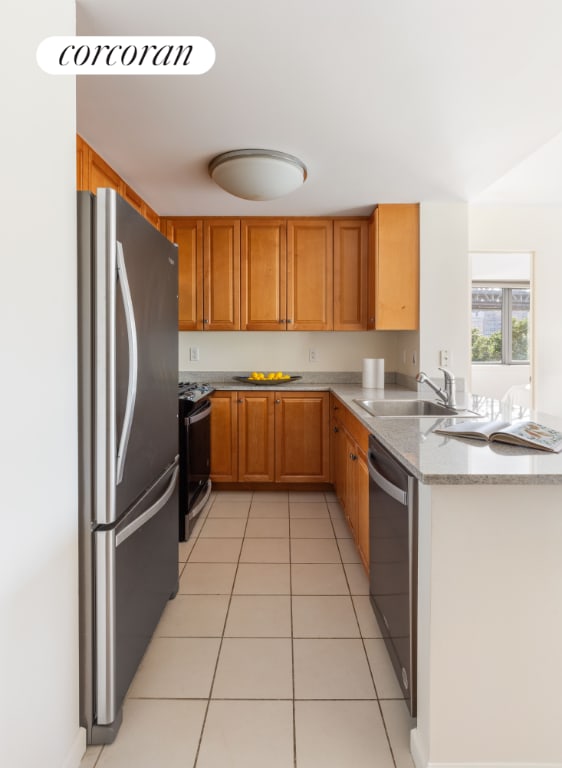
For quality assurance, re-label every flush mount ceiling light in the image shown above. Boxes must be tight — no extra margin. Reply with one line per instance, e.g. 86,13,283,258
208,149,307,201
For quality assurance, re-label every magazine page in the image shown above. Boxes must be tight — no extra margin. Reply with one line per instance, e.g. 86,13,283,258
434,418,511,439
493,420,562,452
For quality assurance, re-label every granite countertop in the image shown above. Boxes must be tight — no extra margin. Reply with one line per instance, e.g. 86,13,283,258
185,373,562,485
330,384,562,486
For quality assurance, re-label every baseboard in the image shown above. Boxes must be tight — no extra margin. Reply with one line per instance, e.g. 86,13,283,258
411,727,428,768
62,727,86,768
410,729,561,768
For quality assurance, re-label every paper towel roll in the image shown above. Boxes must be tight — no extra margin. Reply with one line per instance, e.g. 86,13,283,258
362,358,384,389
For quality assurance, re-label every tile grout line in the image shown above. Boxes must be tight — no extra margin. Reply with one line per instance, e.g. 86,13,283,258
289,498,297,768
191,491,253,768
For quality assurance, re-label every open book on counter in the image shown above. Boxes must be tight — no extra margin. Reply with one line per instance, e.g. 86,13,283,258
434,418,562,453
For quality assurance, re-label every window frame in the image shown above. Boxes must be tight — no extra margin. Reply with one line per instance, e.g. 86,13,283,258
471,280,530,365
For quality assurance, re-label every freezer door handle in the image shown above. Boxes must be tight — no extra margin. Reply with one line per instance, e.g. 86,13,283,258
116,464,179,547
115,240,138,485
95,528,117,725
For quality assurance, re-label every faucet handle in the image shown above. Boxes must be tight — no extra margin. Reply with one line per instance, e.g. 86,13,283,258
438,366,455,381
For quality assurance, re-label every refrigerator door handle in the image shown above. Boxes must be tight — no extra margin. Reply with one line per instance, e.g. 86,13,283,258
116,463,179,547
115,240,138,485
95,528,117,725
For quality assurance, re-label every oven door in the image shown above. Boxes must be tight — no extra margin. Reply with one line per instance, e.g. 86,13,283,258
181,398,212,538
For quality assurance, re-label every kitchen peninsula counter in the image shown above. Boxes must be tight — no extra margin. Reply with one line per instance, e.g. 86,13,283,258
194,372,562,766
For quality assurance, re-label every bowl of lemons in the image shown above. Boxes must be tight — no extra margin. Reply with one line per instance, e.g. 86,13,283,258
234,372,302,385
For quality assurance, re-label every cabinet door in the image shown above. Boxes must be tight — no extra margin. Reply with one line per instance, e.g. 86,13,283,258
210,392,238,482
143,203,160,230
374,204,419,330
356,448,370,573
203,219,240,330
88,148,124,194
333,219,368,330
165,219,203,331
333,418,348,509
275,392,330,482
241,219,287,331
122,183,144,215
76,135,88,191
344,432,358,535
238,392,275,482
287,220,333,331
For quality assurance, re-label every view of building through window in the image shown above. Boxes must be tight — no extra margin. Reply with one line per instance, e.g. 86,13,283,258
471,284,530,363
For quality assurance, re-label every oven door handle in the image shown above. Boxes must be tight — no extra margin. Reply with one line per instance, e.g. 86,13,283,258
187,399,212,426
368,451,408,506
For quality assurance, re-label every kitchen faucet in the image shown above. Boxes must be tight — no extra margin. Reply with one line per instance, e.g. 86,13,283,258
416,367,457,408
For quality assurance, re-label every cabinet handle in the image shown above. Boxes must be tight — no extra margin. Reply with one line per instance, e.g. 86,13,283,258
349,452,357,461
238,398,244,403
203,319,209,324
287,319,292,323
333,426,339,433
275,399,281,404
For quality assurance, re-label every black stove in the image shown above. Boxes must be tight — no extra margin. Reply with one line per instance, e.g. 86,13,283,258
178,381,215,406
178,382,215,540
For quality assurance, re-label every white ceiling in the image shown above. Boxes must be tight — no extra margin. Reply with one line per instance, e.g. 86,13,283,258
76,0,562,216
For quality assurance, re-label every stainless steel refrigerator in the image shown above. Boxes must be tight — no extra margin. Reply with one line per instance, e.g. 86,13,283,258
78,189,179,744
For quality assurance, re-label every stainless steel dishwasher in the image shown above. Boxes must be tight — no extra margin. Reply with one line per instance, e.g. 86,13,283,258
368,434,417,716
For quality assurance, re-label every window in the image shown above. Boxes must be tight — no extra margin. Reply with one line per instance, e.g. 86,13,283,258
471,282,530,364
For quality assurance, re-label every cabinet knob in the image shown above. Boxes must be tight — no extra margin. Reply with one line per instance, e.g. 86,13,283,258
238,398,244,403
287,319,292,323
333,426,339,433
349,452,357,461
275,399,281,404
203,319,209,324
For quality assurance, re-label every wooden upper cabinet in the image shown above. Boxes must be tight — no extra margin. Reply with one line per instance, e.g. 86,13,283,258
241,219,287,331
371,204,419,330
122,183,143,214
333,219,369,330
76,135,88,191
164,218,203,331
143,203,160,229
88,149,124,194
287,219,333,331
203,219,241,330
77,135,160,230
274,392,330,482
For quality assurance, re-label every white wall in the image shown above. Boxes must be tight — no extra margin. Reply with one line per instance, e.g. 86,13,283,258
416,202,470,385
179,330,400,374
0,3,82,767
470,204,562,416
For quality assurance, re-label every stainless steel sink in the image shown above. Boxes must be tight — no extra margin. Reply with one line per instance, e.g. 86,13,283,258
354,399,483,418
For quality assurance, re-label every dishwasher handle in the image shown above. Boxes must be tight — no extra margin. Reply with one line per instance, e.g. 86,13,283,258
368,451,408,506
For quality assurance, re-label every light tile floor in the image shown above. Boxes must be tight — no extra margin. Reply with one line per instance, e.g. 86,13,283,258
81,490,415,768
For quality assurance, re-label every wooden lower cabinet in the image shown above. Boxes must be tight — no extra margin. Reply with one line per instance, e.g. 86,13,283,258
275,392,330,482
210,390,330,484
238,392,275,482
209,391,238,482
331,395,370,572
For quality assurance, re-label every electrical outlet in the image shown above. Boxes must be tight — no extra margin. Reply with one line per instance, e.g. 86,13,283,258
439,349,449,367
309,348,318,362
189,346,200,362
